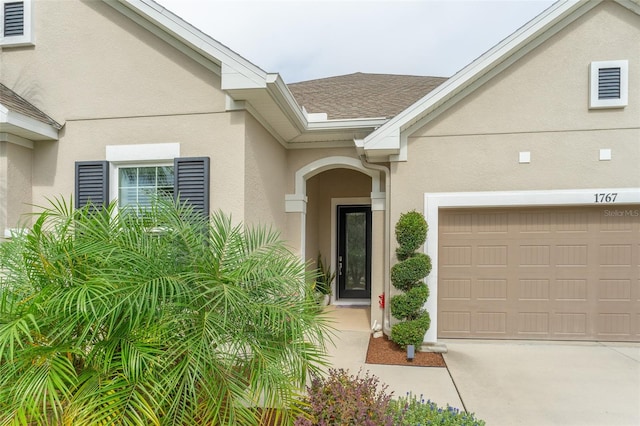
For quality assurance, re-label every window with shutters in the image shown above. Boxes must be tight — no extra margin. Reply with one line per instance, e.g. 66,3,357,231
589,60,628,109
1,0,33,47
75,154,209,218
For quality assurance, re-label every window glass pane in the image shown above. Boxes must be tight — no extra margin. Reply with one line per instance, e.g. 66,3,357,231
117,165,174,210
119,187,137,207
157,166,174,186
137,189,153,207
345,212,366,291
119,168,137,187
137,167,157,186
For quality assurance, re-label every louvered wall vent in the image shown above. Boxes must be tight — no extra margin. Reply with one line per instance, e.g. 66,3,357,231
598,67,621,100
590,60,628,109
3,1,24,37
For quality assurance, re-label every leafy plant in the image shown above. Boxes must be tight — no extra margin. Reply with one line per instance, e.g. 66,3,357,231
0,198,332,425
395,211,428,260
390,211,431,348
390,285,429,321
294,368,394,426
314,253,335,296
390,312,431,348
390,253,432,292
389,393,486,426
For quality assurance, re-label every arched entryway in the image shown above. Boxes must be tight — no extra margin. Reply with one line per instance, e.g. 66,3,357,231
285,156,386,311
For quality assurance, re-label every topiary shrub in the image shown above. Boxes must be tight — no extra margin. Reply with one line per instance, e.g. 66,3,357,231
390,285,429,321
395,211,428,260
389,210,431,349
390,315,430,348
390,253,432,292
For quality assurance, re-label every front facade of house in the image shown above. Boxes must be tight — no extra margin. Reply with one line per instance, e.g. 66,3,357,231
1,0,638,345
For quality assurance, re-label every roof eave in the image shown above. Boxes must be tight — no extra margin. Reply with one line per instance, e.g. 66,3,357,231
0,106,60,141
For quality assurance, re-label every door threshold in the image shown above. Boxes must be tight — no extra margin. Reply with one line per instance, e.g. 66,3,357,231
332,299,371,306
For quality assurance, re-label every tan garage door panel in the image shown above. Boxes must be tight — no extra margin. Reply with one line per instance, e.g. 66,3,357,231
438,206,640,341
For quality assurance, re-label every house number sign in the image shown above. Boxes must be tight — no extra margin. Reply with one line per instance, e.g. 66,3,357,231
594,193,618,203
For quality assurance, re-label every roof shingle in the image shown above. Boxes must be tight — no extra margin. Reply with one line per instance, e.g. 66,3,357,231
288,72,447,120
0,84,62,129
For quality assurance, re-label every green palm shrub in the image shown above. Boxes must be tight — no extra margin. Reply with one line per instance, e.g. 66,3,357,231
0,198,331,425
389,211,431,348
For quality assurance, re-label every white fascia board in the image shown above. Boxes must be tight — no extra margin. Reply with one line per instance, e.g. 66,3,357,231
0,106,59,141
114,0,267,89
262,74,387,135
306,118,387,131
362,0,587,157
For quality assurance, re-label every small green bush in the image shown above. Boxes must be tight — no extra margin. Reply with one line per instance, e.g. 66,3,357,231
390,285,429,320
390,253,432,292
395,211,428,257
390,312,430,349
294,368,394,426
389,393,486,426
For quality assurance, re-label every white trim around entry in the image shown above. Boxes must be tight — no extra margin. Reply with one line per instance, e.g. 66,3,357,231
285,156,384,262
422,187,640,343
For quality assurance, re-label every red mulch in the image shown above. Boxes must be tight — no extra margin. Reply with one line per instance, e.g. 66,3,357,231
365,334,446,367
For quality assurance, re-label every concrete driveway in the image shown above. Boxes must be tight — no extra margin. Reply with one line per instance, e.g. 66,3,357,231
444,339,640,426
326,307,640,426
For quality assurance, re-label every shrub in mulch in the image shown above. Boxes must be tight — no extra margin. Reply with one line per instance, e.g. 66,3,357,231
366,334,446,367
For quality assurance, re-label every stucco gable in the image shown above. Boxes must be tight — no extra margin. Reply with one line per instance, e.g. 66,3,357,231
362,0,640,162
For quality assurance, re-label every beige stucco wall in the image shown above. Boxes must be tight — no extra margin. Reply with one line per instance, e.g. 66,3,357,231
244,114,287,230
0,0,225,123
33,112,247,220
0,142,33,236
392,1,640,219
1,0,258,220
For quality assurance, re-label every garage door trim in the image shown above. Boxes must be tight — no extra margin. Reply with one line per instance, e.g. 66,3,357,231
422,187,640,344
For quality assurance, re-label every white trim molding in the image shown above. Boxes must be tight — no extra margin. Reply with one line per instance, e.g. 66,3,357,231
422,187,640,343
286,156,384,265
106,143,179,162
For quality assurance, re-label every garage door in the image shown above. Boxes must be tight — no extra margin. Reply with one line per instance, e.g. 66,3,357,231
438,205,640,341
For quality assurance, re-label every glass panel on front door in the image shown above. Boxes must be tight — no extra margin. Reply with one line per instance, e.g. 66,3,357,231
337,205,371,299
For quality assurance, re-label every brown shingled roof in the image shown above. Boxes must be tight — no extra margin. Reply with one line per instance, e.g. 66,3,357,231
0,83,62,129
288,72,447,120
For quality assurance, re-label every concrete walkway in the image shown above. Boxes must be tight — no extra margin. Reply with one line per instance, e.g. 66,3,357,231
325,306,640,426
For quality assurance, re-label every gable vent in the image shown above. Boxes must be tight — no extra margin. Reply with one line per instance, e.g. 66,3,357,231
3,1,24,37
174,157,210,217
598,67,621,100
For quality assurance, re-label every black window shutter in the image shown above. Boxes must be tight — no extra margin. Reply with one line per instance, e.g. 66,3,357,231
75,161,109,210
4,1,24,37
174,157,210,217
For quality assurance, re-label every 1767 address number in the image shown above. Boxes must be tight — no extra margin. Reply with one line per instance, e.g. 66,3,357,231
594,193,618,203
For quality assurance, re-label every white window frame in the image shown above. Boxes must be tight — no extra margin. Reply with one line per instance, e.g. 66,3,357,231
589,60,628,109
106,143,180,210
1,0,33,47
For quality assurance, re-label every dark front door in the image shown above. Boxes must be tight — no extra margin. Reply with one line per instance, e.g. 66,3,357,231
337,205,372,299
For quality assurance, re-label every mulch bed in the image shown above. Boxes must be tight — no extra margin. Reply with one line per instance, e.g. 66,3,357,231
365,334,446,367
